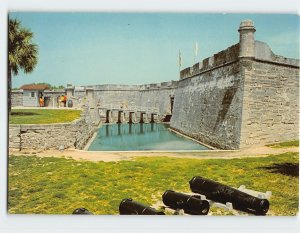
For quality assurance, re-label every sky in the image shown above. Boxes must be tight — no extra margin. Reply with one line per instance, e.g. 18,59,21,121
9,12,299,88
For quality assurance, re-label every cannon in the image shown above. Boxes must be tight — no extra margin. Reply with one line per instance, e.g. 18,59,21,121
119,198,165,215
162,190,210,215
72,207,93,215
189,176,270,215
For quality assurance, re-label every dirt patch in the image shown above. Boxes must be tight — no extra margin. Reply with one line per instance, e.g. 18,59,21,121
8,145,299,163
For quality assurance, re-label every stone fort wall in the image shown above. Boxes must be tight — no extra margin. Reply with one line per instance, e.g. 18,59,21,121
240,59,299,147
9,107,96,150
170,61,244,149
11,90,23,107
12,81,178,121
170,20,299,149
92,82,177,118
11,20,299,150
71,81,178,122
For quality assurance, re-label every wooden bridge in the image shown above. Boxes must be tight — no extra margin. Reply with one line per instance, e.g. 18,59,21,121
96,105,160,124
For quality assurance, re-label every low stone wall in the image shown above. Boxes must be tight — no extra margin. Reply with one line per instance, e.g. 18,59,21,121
9,107,97,150
9,125,21,149
11,90,23,107
74,108,97,149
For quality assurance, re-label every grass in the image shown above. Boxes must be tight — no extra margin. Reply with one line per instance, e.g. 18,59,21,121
267,140,299,148
9,109,82,124
8,152,298,215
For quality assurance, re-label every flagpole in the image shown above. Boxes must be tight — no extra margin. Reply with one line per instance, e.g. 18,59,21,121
179,50,181,79
194,42,198,64
194,45,196,64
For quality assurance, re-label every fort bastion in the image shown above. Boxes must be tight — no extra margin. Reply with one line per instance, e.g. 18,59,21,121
11,20,299,150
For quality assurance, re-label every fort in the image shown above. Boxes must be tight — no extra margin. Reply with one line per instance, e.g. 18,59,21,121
10,20,299,150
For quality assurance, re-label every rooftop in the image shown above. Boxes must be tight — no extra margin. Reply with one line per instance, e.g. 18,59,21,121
20,84,50,91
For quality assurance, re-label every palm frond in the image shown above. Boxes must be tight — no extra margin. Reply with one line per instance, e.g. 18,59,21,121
8,18,38,76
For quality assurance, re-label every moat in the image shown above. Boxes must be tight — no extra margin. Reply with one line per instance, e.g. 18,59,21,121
88,123,209,151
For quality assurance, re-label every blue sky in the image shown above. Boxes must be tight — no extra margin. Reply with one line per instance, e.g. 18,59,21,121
9,13,299,88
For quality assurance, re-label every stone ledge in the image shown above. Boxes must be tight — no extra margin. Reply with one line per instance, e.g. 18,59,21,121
9,109,96,151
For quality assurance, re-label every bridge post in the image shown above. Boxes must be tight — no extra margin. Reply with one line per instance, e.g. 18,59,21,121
117,111,122,123
128,112,132,123
109,110,114,123
150,113,154,123
117,110,125,124
139,113,144,123
105,110,110,123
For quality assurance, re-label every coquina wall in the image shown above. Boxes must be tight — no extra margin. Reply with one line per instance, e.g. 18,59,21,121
11,20,299,150
239,50,299,147
170,20,299,149
170,45,244,149
9,107,96,150
79,81,178,121
11,90,23,107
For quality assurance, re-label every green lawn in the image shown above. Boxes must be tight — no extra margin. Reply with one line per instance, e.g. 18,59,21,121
267,140,299,148
8,152,298,215
9,109,82,124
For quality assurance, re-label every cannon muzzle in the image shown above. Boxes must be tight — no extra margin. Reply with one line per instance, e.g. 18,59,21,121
72,207,93,215
119,198,165,215
189,176,269,215
162,190,210,215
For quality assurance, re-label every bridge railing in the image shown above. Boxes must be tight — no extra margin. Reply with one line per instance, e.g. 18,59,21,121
97,105,159,114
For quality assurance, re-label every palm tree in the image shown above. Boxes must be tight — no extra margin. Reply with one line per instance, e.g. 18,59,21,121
8,17,38,113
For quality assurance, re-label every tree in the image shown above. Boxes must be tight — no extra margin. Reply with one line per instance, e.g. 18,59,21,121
8,17,38,113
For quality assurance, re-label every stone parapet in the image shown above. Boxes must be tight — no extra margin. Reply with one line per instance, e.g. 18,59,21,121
180,44,240,80
254,41,299,67
9,107,96,150
91,81,178,91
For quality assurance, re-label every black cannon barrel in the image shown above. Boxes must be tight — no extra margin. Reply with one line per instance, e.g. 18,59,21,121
162,190,210,215
189,176,270,215
72,207,93,215
119,198,165,215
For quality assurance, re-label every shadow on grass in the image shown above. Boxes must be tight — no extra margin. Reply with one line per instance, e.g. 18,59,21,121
260,163,299,177
11,112,39,116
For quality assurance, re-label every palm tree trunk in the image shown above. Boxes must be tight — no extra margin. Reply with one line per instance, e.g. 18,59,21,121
8,14,11,115
8,66,11,114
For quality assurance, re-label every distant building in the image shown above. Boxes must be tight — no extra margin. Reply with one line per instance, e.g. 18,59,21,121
20,84,50,107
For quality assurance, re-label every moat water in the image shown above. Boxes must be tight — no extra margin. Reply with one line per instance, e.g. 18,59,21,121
88,123,209,151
